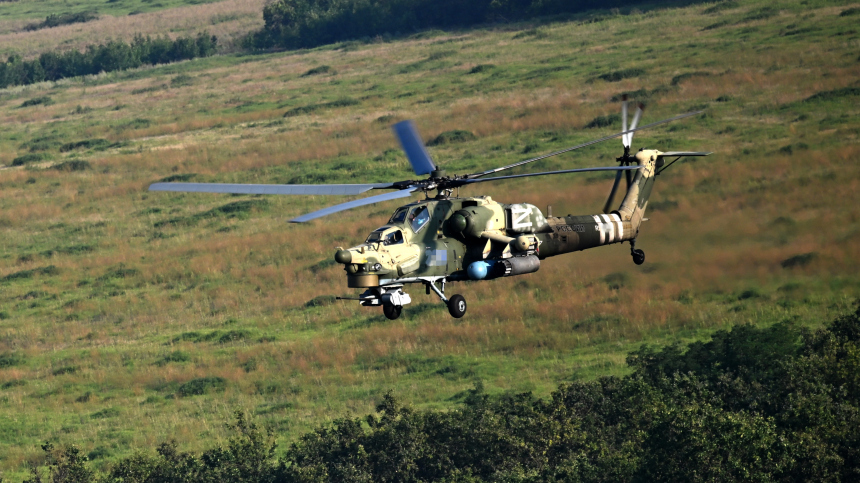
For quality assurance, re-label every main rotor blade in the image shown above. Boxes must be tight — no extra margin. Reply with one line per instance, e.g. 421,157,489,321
467,110,703,179
603,169,624,214
453,165,639,186
289,188,418,223
149,182,394,196
392,120,437,176
657,151,712,157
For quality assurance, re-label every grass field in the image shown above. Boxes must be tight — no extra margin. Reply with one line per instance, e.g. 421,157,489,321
0,0,265,58
0,0,859,479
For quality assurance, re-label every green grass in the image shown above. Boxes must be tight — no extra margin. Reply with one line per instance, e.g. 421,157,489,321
0,0,224,22
0,0,859,479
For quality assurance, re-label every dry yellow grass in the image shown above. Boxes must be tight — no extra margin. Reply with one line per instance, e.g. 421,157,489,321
0,0,266,58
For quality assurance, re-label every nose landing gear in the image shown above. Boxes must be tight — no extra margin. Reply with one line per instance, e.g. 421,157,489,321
382,303,402,320
352,277,467,319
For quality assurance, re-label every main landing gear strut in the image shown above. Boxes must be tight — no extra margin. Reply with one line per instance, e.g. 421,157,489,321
354,278,467,320
630,239,645,265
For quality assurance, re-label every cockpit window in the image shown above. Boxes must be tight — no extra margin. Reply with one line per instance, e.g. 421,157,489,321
364,227,386,244
408,206,430,233
389,207,408,224
383,230,404,246
365,228,404,245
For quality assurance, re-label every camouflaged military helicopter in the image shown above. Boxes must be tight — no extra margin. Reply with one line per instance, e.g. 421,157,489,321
150,100,709,319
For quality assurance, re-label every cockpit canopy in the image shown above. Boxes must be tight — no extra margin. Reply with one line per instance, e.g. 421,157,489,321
365,227,404,246
389,205,431,233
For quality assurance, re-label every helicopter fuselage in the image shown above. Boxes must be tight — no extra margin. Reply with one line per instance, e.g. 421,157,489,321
338,195,638,288
335,149,661,297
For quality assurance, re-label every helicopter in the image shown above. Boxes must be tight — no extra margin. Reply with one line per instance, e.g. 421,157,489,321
150,99,710,319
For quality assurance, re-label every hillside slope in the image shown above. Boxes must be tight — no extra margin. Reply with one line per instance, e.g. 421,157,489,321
0,0,858,477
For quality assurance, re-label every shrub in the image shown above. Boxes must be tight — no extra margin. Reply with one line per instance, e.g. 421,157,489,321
20,306,860,481
0,33,217,89
52,160,92,171
781,252,817,268
158,173,196,182
0,352,23,368
60,139,110,152
803,87,860,103
585,113,621,129
1,265,59,283
19,96,54,108
1,379,26,389
25,11,98,31
305,295,336,307
426,130,476,146
52,365,78,376
177,376,227,397
597,68,645,82
11,152,48,166
170,74,194,87
155,351,191,366
302,65,333,76
671,71,711,85
468,64,494,74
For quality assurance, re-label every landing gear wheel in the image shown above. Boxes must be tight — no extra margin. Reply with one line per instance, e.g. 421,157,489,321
447,294,467,318
632,249,645,265
383,303,402,320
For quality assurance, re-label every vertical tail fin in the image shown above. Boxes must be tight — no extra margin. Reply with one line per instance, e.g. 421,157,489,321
616,150,661,233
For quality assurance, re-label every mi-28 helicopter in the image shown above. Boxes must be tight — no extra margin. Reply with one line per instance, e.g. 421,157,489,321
150,99,709,319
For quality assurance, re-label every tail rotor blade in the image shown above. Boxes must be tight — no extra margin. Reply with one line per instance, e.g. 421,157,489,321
603,169,624,214
625,166,633,189
392,120,437,176
628,103,644,147
621,94,629,148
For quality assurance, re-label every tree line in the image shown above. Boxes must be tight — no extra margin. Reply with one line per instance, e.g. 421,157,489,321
15,303,860,482
248,0,658,50
0,33,217,89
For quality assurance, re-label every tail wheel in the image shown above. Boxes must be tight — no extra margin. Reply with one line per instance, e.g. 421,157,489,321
632,249,645,265
383,303,402,320
447,294,467,318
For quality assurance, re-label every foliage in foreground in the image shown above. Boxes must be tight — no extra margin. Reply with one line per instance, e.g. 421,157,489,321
0,33,217,89
17,305,860,482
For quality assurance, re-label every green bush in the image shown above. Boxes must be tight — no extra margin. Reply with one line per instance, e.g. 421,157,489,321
11,152,48,166
597,68,645,82
52,160,92,171
426,130,476,146
584,113,621,129
0,32,217,89
23,305,860,482
177,376,227,397
0,352,24,368
19,96,54,108
25,11,99,31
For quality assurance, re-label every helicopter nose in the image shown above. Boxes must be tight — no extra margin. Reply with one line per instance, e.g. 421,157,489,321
334,249,352,264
